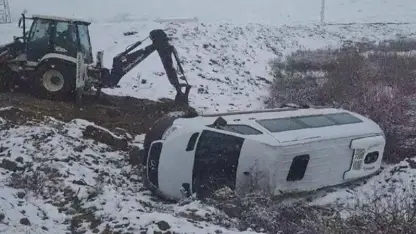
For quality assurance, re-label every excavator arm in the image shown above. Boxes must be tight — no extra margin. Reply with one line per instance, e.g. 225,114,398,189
99,29,191,104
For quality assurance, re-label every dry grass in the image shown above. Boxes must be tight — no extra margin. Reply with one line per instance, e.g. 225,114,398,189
206,178,416,234
266,39,416,163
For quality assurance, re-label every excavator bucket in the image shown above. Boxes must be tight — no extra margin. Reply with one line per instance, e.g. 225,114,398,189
174,84,191,105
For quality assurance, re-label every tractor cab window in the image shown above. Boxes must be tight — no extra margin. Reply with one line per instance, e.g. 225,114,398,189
54,21,78,56
77,24,93,63
28,19,51,42
26,19,53,61
55,21,77,44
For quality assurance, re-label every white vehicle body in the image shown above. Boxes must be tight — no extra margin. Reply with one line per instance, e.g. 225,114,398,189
145,106,386,201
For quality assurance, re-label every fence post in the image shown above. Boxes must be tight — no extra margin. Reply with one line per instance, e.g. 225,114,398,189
320,0,325,25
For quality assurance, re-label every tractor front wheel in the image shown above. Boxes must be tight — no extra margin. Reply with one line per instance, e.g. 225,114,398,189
35,62,75,100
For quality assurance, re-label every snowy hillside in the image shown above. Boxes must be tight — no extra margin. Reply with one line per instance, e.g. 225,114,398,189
95,21,416,113
0,0,416,233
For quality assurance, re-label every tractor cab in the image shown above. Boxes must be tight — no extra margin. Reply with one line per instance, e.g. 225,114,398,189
17,14,93,64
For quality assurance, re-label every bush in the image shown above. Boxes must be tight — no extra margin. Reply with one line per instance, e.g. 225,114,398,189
267,40,416,163
206,183,416,234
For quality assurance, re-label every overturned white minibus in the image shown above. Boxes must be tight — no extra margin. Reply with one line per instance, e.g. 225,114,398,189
142,106,386,201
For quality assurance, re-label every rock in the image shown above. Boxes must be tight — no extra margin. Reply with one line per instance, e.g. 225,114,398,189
406,158,416,169
220,203,242,218
73,145,87,152
83,125,129,151
114,223,126,229
1,159,18,171
128,146,143,166
15,157,24,164
156,220,171,231
0,146,8,153
17,191,25,199
197,87,208,94
0,213,4,222
20,218,30,226
113,127,132,140
123,31,138,36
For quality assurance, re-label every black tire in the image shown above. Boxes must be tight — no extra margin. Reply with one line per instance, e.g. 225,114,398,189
142,116,178,165
34,61,76,101
141,116,178,193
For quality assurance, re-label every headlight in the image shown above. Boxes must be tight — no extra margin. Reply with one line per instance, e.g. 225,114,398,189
162,125,182,140
364,151,379,164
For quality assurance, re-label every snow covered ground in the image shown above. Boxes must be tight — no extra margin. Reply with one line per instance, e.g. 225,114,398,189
0,0,416,233
0,114,259,233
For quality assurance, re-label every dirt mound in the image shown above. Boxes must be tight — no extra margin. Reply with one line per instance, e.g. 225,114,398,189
0,92,197,135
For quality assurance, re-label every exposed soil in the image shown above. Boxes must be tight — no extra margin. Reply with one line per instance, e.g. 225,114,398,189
0,91,197,135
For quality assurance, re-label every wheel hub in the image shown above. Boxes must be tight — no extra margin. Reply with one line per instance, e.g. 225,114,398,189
42,70,64,92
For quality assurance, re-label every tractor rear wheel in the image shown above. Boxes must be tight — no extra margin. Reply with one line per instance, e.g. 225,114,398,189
34,62,76,100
